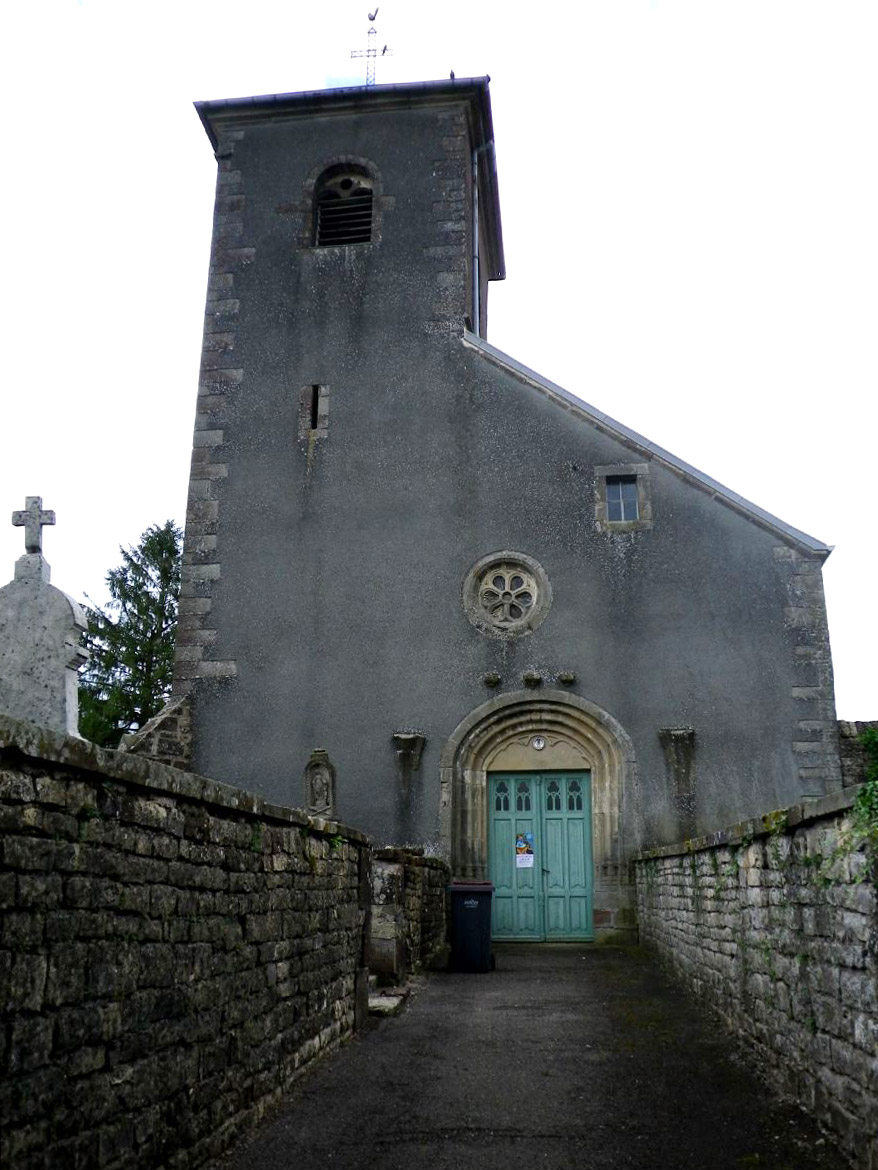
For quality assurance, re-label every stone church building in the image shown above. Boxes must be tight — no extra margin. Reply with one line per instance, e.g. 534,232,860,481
171,78,839,940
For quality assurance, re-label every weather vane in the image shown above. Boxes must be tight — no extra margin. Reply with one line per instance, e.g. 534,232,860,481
351,7,391,87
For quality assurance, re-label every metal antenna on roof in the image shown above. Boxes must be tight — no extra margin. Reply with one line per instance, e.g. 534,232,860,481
351,9,391,86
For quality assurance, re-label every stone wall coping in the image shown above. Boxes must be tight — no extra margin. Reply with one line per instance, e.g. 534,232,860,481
117,694,190,752
838,719,878,738
632,784,862,862
373,846,450,870
0,713,370,845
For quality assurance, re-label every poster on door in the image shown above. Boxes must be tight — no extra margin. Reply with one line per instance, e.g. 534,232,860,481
515,832,534,868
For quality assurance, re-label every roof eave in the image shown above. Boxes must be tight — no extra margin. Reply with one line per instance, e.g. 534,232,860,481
193,78,505,280
462,331,832,559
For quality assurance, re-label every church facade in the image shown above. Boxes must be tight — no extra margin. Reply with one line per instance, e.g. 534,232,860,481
173,78,839,939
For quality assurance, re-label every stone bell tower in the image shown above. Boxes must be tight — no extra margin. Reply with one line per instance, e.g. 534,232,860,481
173,79,505,838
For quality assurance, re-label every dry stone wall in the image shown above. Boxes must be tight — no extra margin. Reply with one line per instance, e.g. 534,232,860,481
0,716,371,1170
369,848,449,982
404,854,449,968
633,789,877,1170
118,696,193,771
839,721,878,789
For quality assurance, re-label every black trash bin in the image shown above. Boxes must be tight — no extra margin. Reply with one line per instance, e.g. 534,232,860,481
448,881,494,972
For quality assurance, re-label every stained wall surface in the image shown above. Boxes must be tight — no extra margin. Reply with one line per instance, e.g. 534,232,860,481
176,82,839,856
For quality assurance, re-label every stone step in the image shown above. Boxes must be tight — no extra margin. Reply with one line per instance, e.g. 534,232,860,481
367,986,410,1017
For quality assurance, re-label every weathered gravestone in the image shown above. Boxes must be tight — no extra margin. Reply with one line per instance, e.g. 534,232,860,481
0,496,88,735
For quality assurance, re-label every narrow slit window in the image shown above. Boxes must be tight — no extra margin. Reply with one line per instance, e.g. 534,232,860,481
298,384,328,440
606,475,639,522
314,171,373,246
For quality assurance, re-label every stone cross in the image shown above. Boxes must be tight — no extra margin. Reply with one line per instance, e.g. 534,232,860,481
12,496,56,554
1,497,87,736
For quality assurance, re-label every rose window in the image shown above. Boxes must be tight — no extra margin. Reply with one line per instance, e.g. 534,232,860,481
463,550,551,637
478,565,537,627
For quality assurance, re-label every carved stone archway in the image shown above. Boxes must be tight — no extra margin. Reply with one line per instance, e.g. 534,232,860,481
440,690,639,931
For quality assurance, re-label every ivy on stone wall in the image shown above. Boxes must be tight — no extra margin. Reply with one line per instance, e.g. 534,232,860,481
850,728,878,868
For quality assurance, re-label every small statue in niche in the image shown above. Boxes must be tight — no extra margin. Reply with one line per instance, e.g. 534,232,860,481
304,748,336,817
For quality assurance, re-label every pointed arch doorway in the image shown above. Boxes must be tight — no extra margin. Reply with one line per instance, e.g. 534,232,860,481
440,691,638,941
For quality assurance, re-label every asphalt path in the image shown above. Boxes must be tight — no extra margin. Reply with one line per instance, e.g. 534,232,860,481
210,944,851,1170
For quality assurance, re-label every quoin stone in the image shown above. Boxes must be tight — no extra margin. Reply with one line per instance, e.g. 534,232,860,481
0,496,87,735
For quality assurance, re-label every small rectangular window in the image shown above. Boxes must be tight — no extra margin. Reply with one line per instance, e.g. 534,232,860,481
606,476,639,522
595,464,653,532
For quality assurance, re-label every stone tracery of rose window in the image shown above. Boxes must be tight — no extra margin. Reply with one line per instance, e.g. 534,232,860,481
478,564,537,628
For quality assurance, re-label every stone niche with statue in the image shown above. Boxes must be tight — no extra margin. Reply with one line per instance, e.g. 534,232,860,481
304,747,337,818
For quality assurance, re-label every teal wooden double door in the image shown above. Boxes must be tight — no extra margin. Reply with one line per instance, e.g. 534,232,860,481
488,772,594,941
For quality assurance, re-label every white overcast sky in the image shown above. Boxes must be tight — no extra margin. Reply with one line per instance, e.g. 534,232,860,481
1,1,875,718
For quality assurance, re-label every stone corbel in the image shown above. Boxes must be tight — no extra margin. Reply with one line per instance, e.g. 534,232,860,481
392,731,426,774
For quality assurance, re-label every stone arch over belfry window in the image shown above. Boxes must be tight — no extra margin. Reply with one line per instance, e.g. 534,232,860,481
304,157,382,248
439,691,639,898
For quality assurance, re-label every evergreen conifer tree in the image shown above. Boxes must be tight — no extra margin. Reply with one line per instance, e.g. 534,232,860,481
78,521,182,747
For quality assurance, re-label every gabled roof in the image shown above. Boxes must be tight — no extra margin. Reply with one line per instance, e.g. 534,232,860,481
462,331,832,558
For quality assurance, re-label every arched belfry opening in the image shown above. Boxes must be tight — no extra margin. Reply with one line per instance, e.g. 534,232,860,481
313,165,374,246
440,691,639,937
